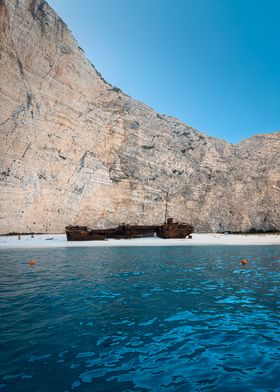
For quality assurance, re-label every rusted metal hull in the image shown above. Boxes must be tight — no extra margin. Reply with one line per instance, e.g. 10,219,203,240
65,225,158,241
65,219,194,241
156,218,194,239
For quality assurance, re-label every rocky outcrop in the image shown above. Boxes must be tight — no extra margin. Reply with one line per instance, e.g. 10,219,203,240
0,0,279,234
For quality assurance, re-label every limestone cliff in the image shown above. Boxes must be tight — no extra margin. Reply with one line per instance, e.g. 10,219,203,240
0,0,279,234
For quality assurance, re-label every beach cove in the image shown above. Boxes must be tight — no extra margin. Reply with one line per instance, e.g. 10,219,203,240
1,233,280,248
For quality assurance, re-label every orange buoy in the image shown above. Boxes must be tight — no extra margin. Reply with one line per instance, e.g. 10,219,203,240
241,259,248,265
28,258,36,267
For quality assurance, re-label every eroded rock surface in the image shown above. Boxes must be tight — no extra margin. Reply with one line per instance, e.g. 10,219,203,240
0,0,279,233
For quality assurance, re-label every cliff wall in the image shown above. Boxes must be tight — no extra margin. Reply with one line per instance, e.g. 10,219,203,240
0,0,279,233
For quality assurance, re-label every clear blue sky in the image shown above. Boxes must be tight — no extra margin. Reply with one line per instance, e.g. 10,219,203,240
47,0,280,143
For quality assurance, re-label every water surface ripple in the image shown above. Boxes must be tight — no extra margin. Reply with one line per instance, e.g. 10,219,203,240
0,246,279,391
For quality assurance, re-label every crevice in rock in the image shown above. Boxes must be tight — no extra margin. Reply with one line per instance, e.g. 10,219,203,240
21,142,31,159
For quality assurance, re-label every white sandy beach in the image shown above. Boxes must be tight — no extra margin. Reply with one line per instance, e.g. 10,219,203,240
0,233,280,248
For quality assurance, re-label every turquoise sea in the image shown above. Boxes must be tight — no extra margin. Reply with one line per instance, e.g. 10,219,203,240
0,246,279,391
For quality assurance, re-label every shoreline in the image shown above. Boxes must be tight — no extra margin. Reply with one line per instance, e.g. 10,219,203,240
0,233,280,248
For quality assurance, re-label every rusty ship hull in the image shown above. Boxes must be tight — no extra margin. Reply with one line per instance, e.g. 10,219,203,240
156,218,194,239
65,218,193,241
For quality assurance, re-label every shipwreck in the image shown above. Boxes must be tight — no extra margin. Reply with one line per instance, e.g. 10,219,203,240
65,218,194,241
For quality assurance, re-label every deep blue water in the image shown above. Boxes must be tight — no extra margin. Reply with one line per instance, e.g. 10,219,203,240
0,246,280,392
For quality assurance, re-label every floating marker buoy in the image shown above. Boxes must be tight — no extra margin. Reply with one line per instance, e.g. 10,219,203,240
241,259,248,265
29,258,36,267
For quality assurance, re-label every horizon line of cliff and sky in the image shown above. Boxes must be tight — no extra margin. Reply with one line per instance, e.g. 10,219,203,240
47,0,280,144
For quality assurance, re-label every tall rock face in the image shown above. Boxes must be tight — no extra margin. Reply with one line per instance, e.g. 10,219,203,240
0,0,279,234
